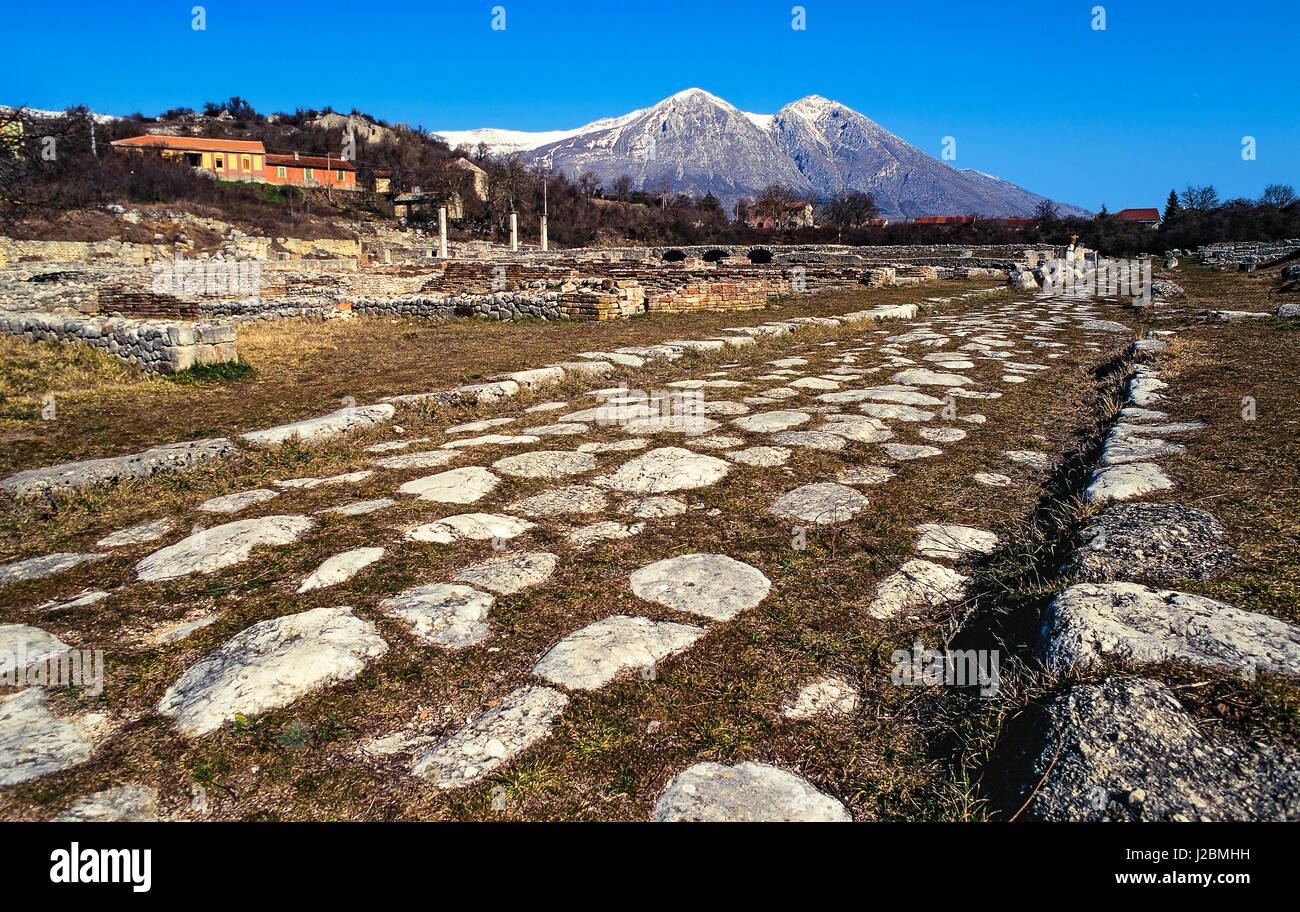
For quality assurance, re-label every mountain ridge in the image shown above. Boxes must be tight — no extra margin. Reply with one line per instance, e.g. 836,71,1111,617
433,89,1089,219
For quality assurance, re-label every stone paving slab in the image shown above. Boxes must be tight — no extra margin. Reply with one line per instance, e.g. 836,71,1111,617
158,605,388,737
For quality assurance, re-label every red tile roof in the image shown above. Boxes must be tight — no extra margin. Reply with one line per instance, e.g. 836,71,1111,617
266,153,355,171
111,134,265,153
1113,208,1160,221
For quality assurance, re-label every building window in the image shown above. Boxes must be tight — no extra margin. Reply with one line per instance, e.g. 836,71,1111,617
304,168,313,179
336,170,345,180
277,166,287,178
214,154,224,169
241,155,251,171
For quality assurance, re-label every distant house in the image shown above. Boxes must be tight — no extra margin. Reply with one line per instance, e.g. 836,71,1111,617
450,157,488,200
912,215,976,225
265,151,357,190
1111,207,1161,227
372,169,393,194
748,201,815,229
393,188,464,220
865,218,890,227
111,134,266,181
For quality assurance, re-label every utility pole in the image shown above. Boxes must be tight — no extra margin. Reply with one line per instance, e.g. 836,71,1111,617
90,118,97,157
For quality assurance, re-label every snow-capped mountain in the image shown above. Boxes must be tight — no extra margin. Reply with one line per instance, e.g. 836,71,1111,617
433,89,1088,219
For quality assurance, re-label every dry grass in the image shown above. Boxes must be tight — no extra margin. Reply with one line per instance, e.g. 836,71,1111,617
0,281,980,477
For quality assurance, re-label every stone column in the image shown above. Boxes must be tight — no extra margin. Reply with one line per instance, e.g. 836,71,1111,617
540,215,548,252
510,212,518,252
438,207,448,259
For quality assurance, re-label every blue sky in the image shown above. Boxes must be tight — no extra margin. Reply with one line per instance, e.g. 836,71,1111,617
5,0,1297,210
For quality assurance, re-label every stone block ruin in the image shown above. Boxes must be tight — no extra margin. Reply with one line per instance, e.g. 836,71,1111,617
0,230,1084,373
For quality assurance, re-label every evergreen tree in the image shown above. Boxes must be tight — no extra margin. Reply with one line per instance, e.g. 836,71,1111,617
1162,189,1181,224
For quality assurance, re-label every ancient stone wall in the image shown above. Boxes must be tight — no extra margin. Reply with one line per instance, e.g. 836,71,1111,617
0,310,238,373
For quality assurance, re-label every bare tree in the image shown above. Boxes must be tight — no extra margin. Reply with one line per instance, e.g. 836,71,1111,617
1261,183,1297,207
755,183,800,227
577,170,600,199
1180,184,1219,212
1034,199,1060,221
821,189,879,229
612,174,632,201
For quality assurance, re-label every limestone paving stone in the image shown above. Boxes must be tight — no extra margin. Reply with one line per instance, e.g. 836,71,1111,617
0,623,71,676
732,410,809,433
1005,450,1054,471
692,434,746,449
620,496,687,519
532,615,706,690
973,472,1013,487
567,521,645,547
819,414,893,443
454,552,558,595
135,516,313,582
919,427,967,443
1065,503,1232,581
836,466,895,486
915,524,998,560
370,450,459,470
378,583,496,648
509,485,608,517
593,447,730,493
891,369,972,387
868,559,969,619
445,417,516,435
1041,581,1300,676
0,689,104,785
860,402,935,422
408,513,534,544
298,547,386,593
653,761,852,822
1084,463,1174,505
492,450,596,479
97,518,175,548
53,785,159,822
770,483,869,525
275,470,372,489
157,605,387,737
398,466,499,503
726,446,790,467
623,414,723,436
321,498,397,516
782,675,861,720
770,431,847,451
241,404,395,447
439,434,541,450
365,437,432,453
1006,678,1300,821
630,553,771,621
1099,431,1186,466
577,438,648,454
520,423,590,437
197,488,281,514
881,443,943,461
0,552,104,587
412,685,569,788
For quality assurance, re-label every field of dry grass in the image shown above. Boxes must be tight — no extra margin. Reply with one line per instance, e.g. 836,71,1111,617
0,281,965,477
